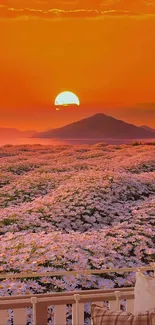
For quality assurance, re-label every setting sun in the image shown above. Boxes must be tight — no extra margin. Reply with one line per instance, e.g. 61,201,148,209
55,91,80,109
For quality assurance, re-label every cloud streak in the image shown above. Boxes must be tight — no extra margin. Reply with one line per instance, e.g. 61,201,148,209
0,5,149,19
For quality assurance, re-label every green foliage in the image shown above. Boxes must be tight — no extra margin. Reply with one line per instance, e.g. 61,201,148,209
2,218,17,226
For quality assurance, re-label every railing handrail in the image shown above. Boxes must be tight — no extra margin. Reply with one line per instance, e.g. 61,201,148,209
0,289,135,307
0,265,154,279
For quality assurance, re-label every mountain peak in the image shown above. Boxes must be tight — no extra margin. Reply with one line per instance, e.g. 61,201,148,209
33,113,155,140
93,113,106,117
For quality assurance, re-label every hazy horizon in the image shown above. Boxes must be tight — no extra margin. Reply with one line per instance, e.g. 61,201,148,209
0,107,155,132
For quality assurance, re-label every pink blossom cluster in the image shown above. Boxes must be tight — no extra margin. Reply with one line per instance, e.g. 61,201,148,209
0,143,155,299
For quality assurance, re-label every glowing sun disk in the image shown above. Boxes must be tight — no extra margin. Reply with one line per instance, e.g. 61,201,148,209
55,91,80,107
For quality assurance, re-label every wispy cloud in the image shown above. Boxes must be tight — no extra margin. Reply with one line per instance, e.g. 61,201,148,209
0,5,149,19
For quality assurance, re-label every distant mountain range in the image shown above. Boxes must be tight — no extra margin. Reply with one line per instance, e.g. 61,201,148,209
33,113,155,139
0,128,37,138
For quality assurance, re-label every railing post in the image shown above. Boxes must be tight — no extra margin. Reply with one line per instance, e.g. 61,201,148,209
35,302,48,325
73,294,81,325
0,310,8,325
31,297,38,325
114,291,121,311
54,305,66,325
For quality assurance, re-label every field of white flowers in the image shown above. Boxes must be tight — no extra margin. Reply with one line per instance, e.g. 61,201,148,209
0,143,155,301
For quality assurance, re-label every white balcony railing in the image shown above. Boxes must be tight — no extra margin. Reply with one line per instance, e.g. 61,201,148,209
0,288,134,325
0,266,154,325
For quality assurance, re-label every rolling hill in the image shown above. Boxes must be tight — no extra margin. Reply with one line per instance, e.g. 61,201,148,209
0,128,37,138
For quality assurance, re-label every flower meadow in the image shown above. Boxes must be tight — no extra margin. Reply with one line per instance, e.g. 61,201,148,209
0,143,155,323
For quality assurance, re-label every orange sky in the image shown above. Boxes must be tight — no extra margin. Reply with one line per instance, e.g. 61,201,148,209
1,3,155,130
